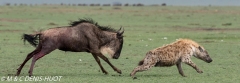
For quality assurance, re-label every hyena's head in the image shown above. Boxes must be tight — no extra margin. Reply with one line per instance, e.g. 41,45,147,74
194,46,213,63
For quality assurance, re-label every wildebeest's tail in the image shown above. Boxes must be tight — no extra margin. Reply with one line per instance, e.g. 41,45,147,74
22,33,41,47
138,60,144,66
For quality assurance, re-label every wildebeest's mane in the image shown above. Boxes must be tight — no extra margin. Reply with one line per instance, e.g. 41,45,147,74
69,18,117,32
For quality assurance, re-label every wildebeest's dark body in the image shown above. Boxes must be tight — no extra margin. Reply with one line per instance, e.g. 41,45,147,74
16,18,124,76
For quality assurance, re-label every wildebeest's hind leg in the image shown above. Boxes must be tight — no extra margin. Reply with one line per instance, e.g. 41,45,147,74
91,54,108,74
28,44,57,76
16,46,41,76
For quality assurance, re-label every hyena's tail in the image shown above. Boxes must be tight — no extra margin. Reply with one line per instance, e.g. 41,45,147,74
138,60,144,66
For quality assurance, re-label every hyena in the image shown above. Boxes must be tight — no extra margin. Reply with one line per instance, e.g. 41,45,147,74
130,39,212,79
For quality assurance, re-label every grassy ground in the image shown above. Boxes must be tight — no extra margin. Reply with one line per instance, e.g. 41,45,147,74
0,6,240,83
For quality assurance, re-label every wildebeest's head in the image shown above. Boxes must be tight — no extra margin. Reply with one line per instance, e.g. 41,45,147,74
194,46,213,63
100,27,124,59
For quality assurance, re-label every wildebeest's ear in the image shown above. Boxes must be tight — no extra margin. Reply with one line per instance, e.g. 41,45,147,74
198,46,204,52
117,33,124,38
117,26,123,32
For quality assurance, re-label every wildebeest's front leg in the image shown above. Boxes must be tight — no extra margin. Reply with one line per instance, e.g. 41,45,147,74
184,60,203,73
95,53,122,74
91,54,108,74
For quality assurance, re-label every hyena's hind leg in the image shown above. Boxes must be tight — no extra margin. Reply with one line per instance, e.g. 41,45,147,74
130,57,157,79
130,63,156,79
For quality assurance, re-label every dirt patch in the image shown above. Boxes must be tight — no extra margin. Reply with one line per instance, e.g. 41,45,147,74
0,18,28,22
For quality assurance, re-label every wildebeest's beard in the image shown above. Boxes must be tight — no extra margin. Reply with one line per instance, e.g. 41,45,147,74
113,29,124,59
112,38,123,59
100,37,123,59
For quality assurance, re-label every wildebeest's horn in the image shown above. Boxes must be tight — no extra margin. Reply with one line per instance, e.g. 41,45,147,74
120,28,124,35
117,26,124,35
117,27,122,32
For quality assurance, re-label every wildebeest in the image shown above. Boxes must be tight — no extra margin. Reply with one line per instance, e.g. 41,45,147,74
16,18,124,76
130,39,212,79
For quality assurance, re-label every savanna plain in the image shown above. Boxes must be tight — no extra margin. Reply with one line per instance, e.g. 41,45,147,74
0,5,240,83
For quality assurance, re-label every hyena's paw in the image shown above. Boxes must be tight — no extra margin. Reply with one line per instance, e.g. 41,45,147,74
197,70,203,73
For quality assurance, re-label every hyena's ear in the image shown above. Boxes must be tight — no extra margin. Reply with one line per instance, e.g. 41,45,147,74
198,46,204,52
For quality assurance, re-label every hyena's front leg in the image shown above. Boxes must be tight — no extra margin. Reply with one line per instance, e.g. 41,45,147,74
176,62,186,77
184,60,203,73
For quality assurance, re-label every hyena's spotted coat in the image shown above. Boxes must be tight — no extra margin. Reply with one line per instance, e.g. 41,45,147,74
130,39,212,79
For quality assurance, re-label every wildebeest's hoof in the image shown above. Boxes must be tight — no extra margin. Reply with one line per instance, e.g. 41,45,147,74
133,77,137,79
15,73,20,76
117,70,122,74
104,72,108,75
28,73,32,77
101,70,108,75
